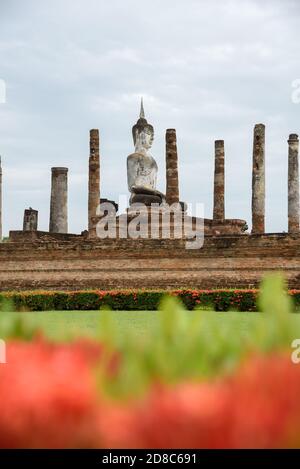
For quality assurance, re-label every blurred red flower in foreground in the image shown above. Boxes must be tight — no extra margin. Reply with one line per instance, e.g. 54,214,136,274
1,340,300,448
0,340,102,448
100,354,300,449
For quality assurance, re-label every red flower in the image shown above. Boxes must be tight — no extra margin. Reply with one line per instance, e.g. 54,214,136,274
1,341,300,449
100,354,300,449
230,354,300,448
0,340,103,448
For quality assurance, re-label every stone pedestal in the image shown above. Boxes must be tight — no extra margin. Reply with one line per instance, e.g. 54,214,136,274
213,140,225,221
288,134,299,233
49,167,68,234
251,124,265,234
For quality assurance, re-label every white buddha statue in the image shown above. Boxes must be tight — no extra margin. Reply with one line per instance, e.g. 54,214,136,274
127,100,162,205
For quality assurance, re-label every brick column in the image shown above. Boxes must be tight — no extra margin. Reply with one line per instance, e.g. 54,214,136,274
88,129,100,236
251,124,265,234
23,208,38,231
166,129,179,205
213,140,225,220
288,133,299,233
49,167,68,233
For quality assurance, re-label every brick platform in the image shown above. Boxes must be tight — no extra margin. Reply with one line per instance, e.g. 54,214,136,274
0,233,299,291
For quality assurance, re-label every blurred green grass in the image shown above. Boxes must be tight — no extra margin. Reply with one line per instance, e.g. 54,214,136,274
8,310,300,343
12,310,158,342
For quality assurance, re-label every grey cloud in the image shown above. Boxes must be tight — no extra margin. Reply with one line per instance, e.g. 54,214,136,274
0,0,299,234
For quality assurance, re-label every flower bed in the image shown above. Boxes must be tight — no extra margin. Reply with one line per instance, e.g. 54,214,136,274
1,287,300,312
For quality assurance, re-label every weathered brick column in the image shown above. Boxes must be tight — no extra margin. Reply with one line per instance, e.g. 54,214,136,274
88,129,100,236
251,124,265,234
213,140,225,220
49,167,68,233
288,133,299,233
23,208,38,231
166,129,179,205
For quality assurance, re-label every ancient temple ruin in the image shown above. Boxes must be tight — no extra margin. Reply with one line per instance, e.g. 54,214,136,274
86,101,247,239
1,101,300,290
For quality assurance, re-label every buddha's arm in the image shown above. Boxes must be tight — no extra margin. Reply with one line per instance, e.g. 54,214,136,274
127,156,139,191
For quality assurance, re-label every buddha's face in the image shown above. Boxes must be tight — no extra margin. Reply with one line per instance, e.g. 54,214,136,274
135,127,153,152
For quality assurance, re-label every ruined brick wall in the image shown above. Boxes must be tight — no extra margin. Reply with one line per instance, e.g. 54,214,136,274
0,233,300,291
9,230,83,243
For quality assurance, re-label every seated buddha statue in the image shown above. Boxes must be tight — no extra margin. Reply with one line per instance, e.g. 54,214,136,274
127,99,164,206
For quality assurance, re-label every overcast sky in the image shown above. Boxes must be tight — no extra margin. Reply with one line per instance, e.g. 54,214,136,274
0,0,300,235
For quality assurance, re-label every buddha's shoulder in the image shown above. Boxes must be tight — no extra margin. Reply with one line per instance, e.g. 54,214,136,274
127,151,144,160
127,152,156,163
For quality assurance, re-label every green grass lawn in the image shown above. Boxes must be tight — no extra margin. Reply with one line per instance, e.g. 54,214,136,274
11,310,159,341
20,310,159,341
11,310,300,342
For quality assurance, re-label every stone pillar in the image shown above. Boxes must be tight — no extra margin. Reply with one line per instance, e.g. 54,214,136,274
0,157,2,241
288,133,299,233
88,129,100,236
23,207,38,231
251,124,265,234
166,129,179,205
213,140,225,220
49,167,68,233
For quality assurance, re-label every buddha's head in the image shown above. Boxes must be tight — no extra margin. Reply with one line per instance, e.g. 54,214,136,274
132,99,154,152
